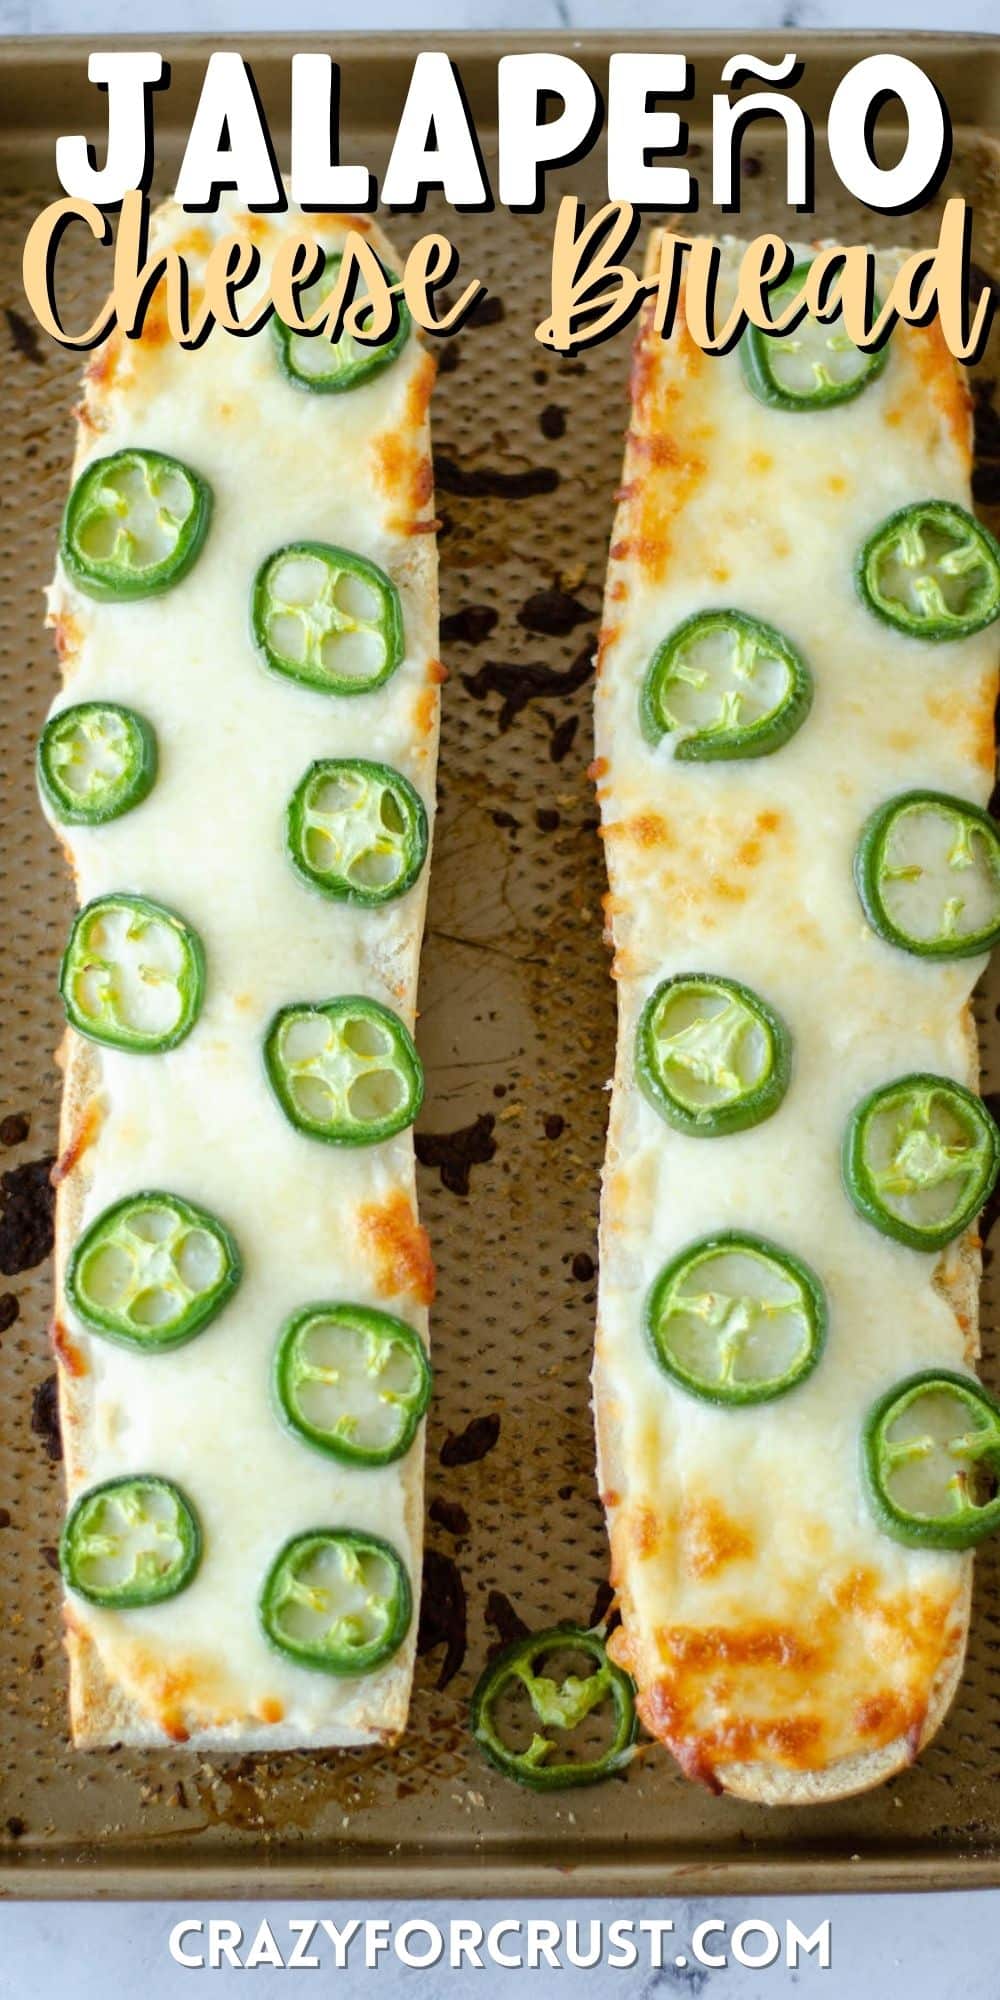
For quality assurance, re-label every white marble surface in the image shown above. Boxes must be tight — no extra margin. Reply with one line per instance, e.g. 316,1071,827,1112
0,0,998,37
2,2,998,1991
0,1891,998,1994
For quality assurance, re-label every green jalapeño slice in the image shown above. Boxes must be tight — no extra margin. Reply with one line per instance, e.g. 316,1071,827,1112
640,609,812,760
60,1474,202,1607
646,1231,827,1407
636,972,791,1138
264,995,423,1146
66,1190,241,1352
286,758,428,907
60,893,205,1052
274,1302,432,1467
740,259,888,412
471,1624,637,1791
37,702,157,826
273,250,411,393
61,448,212,601
844,1073,1000,1252
857,500,1000,641
259,1527,411,1675
252,542,404,697
863,1370,1000,1549
855,790,1000,960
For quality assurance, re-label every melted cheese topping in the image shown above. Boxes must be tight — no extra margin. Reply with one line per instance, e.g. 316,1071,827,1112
594,244,997,1790
47,201,438,1747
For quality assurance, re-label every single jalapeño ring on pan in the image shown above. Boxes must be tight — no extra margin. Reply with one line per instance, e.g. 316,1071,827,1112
259,1528,412,1675
854,790,1000,959
635,972,792,1137
59,893,206,1053
65,1190,242,1352
739,258,888,412
856,500,1000,641
640,609,813,760
273,1303,432,1467
252,542,404,696
37,702,158,826
61,448,212,600
263,995,424,1145
272,249,411,393
863,1371,1000,1550
470,1625,638,1791
645,1231,827,1407
285,758,428,906
843,1072,1000,1252
60,1475,202,1607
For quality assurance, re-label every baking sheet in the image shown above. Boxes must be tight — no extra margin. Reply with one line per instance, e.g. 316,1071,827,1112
1,31,999,1897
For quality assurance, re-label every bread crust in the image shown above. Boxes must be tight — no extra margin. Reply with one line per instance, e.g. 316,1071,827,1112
48,205,438,1750
592,236,993,1803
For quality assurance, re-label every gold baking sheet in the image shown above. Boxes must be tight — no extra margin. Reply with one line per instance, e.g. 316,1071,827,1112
1,31,999,1896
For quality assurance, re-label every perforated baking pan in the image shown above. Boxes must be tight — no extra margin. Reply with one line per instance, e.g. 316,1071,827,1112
1,30,999,1897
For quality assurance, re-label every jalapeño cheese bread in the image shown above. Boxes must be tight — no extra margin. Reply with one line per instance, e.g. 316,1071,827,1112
593,239,1000,1800
44,202,439,1748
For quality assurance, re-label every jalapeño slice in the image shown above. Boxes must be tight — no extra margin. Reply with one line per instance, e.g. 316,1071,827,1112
264,995,423,1146
640,609,812,760
252,542,404,697
59,893,205,1052
66,1190,241,1352
855,790,1000,960
636,972,791,1138
863,1370,1000,1549
844,1073,1000,1252
61,448,212,601
645,1231,827,1407
259,1527,411,1675
60,1474,202,1607
857,501,1000,641
273,249,411,393
274,1303,432,1467
740,259,888,412
470,1624,637,1791
38,702,157,827
286,758,428,907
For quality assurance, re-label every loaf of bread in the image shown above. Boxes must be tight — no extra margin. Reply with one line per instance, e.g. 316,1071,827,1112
46,201,439,1748
593,238,998,1800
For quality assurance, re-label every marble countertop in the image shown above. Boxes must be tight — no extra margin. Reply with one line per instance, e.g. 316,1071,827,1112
0,0,997,40
1,5,998,1993
3,1889,1000,1995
